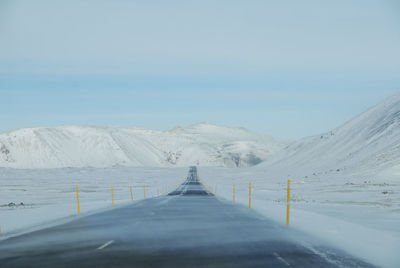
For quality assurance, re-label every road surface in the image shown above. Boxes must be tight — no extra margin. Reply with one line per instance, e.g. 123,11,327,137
0,167,375,267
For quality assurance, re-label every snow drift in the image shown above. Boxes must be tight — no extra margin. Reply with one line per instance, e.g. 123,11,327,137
0,123,286,169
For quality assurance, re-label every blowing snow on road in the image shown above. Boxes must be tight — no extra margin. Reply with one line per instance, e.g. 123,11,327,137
0,167,376,268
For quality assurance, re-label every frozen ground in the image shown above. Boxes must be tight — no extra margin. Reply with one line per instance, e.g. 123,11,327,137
0,166,399,267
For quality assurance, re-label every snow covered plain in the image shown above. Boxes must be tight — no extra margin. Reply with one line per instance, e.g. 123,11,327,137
1,165,398,267
0,167,186,237
200,167,400,268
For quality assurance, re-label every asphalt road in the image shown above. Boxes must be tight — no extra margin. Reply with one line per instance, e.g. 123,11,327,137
0,167,375,268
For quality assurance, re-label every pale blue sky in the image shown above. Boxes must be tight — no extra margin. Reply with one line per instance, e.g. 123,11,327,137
1,0,399,139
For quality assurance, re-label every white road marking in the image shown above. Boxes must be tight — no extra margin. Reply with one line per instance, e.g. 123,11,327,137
97,240,114,250
273,252,290,266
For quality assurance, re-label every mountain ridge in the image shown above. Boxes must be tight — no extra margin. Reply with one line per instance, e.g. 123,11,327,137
257,93,400,178
0,123,286,169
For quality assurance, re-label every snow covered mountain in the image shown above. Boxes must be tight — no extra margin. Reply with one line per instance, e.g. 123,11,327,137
0,123,286,169
258,93,400,178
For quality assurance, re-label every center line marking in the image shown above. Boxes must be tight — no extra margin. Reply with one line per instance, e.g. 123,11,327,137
273,252,290,266
97,240,114,250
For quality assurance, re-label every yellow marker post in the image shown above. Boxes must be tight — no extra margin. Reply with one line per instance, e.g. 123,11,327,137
111,185,114,207
143,185,146,199
233,184,235,202
76,184,80,215
249,182,252,209
130,186,133,202
287,179,291,226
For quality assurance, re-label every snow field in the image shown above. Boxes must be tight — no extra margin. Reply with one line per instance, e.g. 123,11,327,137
199,167,400,268
0,166,399,267
0,167,186,239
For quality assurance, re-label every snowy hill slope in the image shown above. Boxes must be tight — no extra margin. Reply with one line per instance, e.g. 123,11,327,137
0,124,286,169
258,93,400,177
